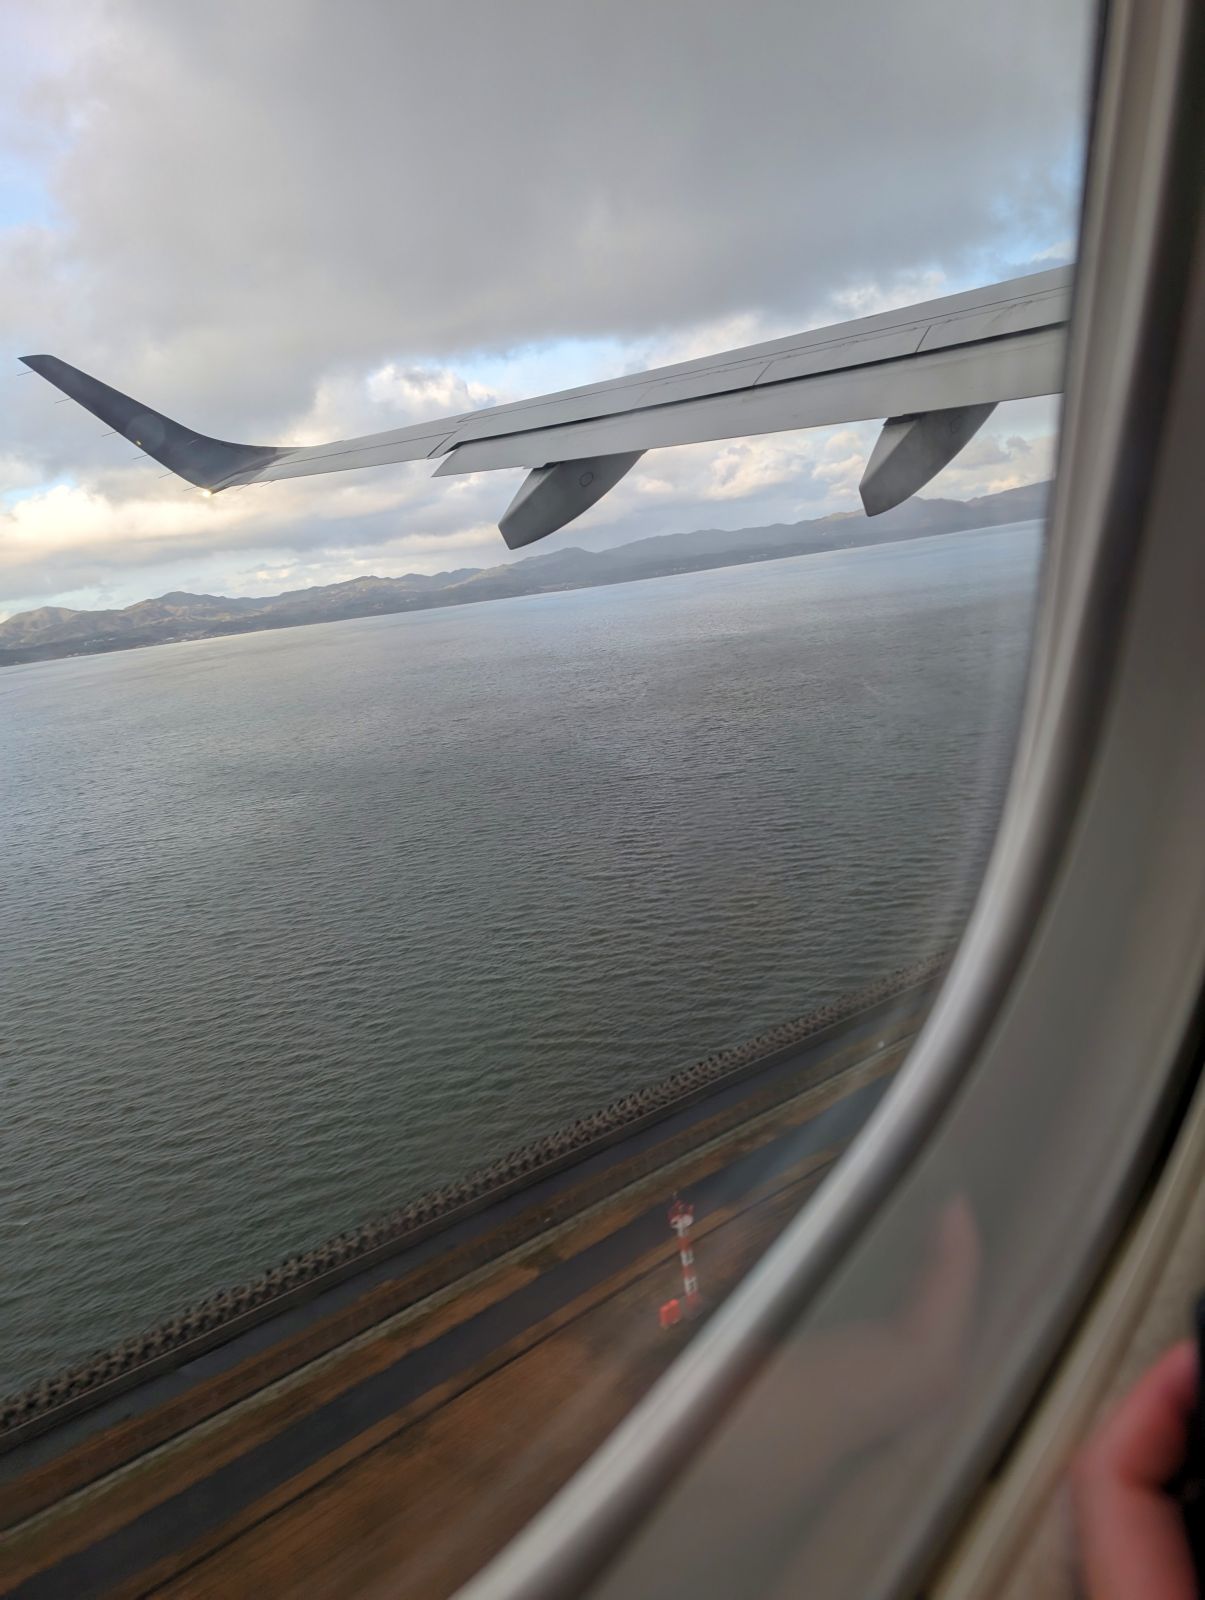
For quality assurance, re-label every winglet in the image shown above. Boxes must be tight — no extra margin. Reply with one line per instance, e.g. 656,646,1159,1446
19,354,283,491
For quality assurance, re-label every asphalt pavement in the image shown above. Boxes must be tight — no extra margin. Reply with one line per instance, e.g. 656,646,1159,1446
8,1069,892,1599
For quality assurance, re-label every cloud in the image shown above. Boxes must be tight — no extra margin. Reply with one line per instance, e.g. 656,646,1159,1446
0,397,1061,615
2,0,1092,611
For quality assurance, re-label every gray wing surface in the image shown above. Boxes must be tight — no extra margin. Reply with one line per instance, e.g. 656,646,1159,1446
21,267,1070,549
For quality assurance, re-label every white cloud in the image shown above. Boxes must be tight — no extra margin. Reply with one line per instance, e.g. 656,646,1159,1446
0,398,1061,616
827,272,951,322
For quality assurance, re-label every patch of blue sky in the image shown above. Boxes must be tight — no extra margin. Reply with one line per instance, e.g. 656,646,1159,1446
968,235,1076,290
3,477,73,507
896,146,1084,297
893,231,1073,319
455,335,639,403
0,156,57,230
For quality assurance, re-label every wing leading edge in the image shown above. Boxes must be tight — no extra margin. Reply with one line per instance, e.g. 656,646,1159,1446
21,267,1070,549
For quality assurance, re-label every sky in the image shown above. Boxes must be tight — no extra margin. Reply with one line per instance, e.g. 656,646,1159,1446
0,0,1096,621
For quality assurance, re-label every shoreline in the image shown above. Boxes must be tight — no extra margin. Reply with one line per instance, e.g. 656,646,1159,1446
0,497,1046,670
0,951,949,1453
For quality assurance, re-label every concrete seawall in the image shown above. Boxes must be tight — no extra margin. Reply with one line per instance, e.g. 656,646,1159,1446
0,952,949,1449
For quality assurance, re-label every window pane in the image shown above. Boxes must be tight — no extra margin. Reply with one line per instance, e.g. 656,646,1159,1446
0,2,1094,1594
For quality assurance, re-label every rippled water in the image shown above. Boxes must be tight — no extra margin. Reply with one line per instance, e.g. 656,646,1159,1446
0,522,1040,1390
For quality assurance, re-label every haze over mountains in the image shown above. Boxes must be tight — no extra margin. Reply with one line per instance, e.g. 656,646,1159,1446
0,482,1047,667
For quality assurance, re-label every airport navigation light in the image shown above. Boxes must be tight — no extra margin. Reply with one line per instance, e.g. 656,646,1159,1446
668,1197,700,1316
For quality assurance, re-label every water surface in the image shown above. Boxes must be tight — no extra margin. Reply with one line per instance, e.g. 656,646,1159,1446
0,522,1040,1389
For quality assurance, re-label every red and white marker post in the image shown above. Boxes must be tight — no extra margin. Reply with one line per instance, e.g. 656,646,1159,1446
667,1196,700,1317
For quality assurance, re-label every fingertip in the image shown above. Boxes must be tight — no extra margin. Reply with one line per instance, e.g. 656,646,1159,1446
1081,1340,1198,1490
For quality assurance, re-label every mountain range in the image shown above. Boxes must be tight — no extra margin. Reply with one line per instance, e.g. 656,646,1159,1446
0,481,1048,667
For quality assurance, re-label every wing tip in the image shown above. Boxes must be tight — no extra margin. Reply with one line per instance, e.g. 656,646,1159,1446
21,352,283,491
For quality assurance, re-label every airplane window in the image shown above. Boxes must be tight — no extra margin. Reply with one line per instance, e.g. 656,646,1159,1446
0,2,1097,1595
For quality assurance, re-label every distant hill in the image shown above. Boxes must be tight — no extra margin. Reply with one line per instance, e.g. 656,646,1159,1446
0,481,1048,667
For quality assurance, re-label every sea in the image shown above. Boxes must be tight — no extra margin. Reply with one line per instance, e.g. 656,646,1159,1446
0,520,1041,1393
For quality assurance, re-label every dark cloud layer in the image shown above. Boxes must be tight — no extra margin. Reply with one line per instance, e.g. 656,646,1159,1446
8,0,1091,423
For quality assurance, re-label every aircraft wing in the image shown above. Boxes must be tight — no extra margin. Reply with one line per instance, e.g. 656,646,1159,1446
21,267,1070,550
